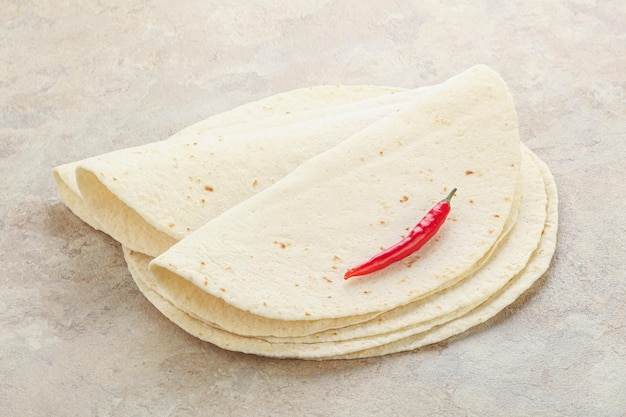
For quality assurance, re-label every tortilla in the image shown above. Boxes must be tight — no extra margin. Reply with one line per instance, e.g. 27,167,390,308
149,64,522,330
68,88,430,257
52,84,403,233
122,146,554,359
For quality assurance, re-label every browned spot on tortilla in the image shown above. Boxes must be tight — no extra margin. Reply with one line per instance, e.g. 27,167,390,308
201,199,206,203
129,249,136,256
333,255,341,262
252,179,258,188
405,256,420,268
327,295,333,299
494,214,500,218
200,261,206,266
323,276,332,283
504,196,511,202
225,266,232,271
263,302,268,307
435,115,452,125
305,312,311,317
203,280,208,287
488,229,494,235
274,241,288,249
168,223,175,228
331,266,338,270
294,283,300,287
204,185,214,192
469,199,475,204
465,170,474,175
112,177,117,181
399,195,409,203
363,290,371,295
380,220,387,225
378,150,384,156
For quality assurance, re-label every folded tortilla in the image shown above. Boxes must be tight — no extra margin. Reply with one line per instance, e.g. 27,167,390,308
150,64,521,328
123,146,555,359
52,84,404,233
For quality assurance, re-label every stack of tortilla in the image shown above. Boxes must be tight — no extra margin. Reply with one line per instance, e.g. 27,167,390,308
53,65,558,359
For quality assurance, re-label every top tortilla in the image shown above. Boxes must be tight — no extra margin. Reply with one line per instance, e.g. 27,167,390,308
149,64,522,323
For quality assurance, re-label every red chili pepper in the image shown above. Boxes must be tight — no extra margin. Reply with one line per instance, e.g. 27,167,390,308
344,188,457,280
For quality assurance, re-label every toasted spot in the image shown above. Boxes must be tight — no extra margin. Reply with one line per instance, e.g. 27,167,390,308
465,170,474,175
323,276,332,283
493,214,500,218
363,290,371,295
168,223,175,228
274,241,288,249
378,150,384,156
200,261,206,266
305,312,311,317
435,115,452,125
332,255,342,262
399,195,409,203
263,302,268,307
252,179,258,188
469,199,475,204
204,185,214,192
405,256,420,268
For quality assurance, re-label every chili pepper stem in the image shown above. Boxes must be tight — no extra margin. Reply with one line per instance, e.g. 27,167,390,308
441,188,457,204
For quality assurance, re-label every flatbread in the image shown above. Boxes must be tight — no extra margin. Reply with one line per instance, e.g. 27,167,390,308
149,64,522,328
52,85,403,238
122,147,557,359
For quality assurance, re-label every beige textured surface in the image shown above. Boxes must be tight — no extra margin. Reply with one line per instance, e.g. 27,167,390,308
1,1,625,416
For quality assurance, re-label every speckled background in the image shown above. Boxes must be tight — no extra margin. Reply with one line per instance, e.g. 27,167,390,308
1,1,625,416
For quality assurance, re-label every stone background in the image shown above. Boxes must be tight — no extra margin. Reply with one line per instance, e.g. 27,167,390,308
1,1,625,416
